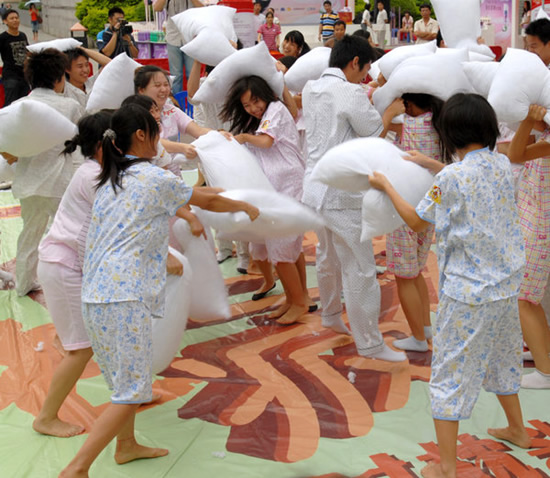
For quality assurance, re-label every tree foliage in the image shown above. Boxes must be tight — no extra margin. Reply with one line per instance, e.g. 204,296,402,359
75,0,145,37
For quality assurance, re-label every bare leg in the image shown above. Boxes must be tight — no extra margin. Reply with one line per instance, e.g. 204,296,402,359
275,262,308,325
487,394,532,448
296,253,314,306
519,300,550,373
253,260,276,295
114,411,169,464
415,274,432,327
59,402,167,477
33,347,93,437
395,276,426,340
421,419,458,478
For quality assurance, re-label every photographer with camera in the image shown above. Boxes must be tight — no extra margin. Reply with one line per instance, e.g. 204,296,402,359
99,7,138,59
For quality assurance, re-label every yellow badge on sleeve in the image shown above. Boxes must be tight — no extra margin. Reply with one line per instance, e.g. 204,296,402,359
260,120,270,131
428,185,442,204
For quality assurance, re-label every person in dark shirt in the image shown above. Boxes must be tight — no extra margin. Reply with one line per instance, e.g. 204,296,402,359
0,9,29,106
99,6,138,59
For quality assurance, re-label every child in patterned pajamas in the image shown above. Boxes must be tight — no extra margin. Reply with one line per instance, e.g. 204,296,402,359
221,75,314,325
386,93,446,352
60,104,258,477
369,94,531,478
507,104,550,389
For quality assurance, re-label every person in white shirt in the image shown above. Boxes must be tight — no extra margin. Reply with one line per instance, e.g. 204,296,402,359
414,3,439,44
373,1,388,47
9,49,84,296
399,11,414,42
302,35,406,362
253,1,266,40
360,3,371,31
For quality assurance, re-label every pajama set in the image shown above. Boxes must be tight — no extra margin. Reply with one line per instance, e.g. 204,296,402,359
386,112,440,278
161,102,194,177
302,68,386,355
517,130,550,304
248,101,306,265
82,162,192,404
12,88,83,296
37,160,101,350
416,148,525,420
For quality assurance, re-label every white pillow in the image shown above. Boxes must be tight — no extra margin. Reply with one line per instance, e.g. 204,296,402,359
284,47,331,93
172,218,231,322
27,38,82,53
172,5,237,45
378,41,436,80
0,155,16,182
86,53,142,112
432,0,481,50
193,42,284,104
536,6,550,21
369,59,381,82
462,61,499,97
0,100,78,157
488,48,550,126
181,28,236,67
434,47,470,62
193,131,275,190
309,138,435,241
152,249,192,374
373,53,474,116
195,189,324,242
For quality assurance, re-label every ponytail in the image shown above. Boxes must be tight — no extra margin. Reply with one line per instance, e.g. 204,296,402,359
62,111,112,158
96,104,159,193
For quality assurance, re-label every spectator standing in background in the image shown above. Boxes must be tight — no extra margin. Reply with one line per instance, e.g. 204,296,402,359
361,2,371,32
253,1,266,38
29,3,39,42
414,3,439,44
0,9,29,106
318,0,339,45
99,7,139,60
258,10,281,51
333,19,346,42
373,1,388,47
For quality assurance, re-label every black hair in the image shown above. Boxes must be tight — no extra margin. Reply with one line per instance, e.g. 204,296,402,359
334,19,346,28
24,48,68,90
64,48,89,80
220,75,278,134
526,18,550,44
2,8,17,21
419,3,432,11
437,93,499,157
62,111,112,158
266,10,274,19
523,1,531,15
436,30,444,47
279,55,297,70
329,34,376,69
283,30,311,57
401,93,449,163
352,29,370,40
323,0,332,5
121,94,157,112
97,104,159,193
134,64,170,93
108,6,124,18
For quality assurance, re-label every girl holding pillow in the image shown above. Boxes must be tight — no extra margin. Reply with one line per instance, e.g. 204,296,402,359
60,104,258,477
385,93,446,352
507,104,550,390
369,93,531,478
221,75,315,325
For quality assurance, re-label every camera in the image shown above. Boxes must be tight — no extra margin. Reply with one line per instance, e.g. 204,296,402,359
119,19,133,36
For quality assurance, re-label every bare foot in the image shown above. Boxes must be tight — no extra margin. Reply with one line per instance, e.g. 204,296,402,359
276,304,308,325
58,463,89,477
420,462,446,478
115,441,169,465
33,416,84,438
487,426,532,448
267,303,290,320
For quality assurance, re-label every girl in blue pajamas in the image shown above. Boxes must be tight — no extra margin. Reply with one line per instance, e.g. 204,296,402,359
60,104,258,477
368,94,531,478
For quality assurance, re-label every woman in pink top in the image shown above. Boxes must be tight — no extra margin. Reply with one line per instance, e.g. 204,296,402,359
33,112,111,438
257,11,281,51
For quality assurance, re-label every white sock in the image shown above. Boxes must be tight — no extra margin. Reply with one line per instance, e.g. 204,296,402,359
393,336,429,352
521,369,550,389
424,325,433,340
321,316,351,335
361,344,407,362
